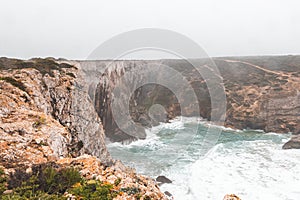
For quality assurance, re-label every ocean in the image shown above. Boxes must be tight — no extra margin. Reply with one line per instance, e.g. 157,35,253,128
107,117,300,200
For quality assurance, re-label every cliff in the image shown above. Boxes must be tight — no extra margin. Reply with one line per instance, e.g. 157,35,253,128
0,57,167,199
0,57,110,166
84,56,300,147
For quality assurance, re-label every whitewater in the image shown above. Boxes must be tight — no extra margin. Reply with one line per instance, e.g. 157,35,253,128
107,117,300,200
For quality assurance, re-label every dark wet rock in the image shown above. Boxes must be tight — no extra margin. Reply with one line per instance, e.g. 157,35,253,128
156,175,172,184
138,114,152,127
164,191,173,197
164,191,173,199
283,135,300,149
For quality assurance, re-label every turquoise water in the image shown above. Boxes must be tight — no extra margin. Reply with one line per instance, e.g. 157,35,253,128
107,117,300,200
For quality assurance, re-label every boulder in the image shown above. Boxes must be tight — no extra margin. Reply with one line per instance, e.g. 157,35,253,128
283,135,300,149
156,175,172,184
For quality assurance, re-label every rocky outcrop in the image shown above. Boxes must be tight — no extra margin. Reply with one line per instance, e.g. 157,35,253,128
282,134,300,149
0,57,167,199
156,175,172,185
57,154,167,200
86,56,300,145
223,194,241,200
87,59,220,142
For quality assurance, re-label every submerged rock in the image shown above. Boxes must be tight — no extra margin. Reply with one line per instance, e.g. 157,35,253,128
164,191,173,197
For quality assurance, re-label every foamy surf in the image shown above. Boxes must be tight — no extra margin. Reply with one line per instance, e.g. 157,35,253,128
107,117,299,200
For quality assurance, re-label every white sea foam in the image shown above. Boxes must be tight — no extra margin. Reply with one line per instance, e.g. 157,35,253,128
161,139,300,200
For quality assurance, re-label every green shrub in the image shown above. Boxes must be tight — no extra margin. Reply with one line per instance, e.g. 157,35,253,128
1,165,142,200
38,167,58,193
53,168,82,193
1,191,67,200
32,116,47,129
120,187,140,195
114,178,121,186
0,168,7,195
68,180,118,200
4,165,81,197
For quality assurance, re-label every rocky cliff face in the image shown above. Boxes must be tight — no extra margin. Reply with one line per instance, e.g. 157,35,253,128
0,57,110,167
85,59,218,142
88,56,300,146
216,56,300,134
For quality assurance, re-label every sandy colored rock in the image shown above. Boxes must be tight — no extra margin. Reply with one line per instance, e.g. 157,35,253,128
223,194,241,200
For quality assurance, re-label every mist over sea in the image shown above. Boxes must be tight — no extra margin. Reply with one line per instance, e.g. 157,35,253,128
108,117,300,200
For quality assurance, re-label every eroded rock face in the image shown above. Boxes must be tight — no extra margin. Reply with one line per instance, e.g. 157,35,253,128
217,57,300,134
0,58,111,168
88,60,218,142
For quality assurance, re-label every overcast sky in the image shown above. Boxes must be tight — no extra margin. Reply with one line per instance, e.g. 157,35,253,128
0,0,299,59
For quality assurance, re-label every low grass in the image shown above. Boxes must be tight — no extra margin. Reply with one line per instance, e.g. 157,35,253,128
0,164,141,200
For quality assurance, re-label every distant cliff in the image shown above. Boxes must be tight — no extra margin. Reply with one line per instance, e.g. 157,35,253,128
80,56,300,147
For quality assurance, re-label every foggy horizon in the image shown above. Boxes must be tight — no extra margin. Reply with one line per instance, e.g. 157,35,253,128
1,0,300,59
